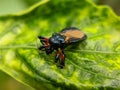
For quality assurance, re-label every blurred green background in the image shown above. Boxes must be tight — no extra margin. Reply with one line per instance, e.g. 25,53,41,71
0,0,119,90
0,0,120,16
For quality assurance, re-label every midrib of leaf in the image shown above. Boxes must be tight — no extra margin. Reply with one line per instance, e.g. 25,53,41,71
0,45,120,55
69,50,120,55
0,45,36,49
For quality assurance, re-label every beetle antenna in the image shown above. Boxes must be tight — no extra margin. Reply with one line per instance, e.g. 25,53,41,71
38,36,45,39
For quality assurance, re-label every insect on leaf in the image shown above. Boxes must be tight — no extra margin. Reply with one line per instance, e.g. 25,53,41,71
0,0,120,90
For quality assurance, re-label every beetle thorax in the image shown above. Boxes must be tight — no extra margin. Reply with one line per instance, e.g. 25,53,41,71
49,33,66,49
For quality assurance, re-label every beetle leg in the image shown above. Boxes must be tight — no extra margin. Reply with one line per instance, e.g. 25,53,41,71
38,46,45,51
40,39,46,45
38,36,49,46
38,36,46,45
55,49,60,63
59,49,65,68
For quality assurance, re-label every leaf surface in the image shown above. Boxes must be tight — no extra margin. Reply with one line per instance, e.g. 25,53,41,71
0,0,120,90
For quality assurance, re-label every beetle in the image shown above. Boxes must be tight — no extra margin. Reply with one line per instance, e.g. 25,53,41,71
38,27,87,68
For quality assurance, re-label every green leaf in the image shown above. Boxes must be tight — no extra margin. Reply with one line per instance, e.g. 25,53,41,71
0,0,120,90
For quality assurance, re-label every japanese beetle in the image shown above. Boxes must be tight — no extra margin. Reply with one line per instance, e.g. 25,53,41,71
38,27,87,68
